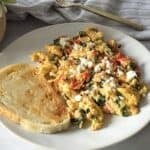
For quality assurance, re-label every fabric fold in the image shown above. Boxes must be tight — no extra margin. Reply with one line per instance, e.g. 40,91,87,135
7,0,150,41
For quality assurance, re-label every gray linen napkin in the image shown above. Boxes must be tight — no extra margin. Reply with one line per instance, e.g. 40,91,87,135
7,0,150,48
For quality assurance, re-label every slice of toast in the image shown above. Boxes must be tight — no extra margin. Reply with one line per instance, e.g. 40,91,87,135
0,64,70,133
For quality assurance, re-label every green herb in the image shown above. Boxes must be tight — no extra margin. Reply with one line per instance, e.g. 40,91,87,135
85,82,92,90
115,97,122,106
95,95,105,106
79,31,87,37
115,91,124,106
116,90,123,97
64,94,69,100
74,58,80,65
53,38,60,45
86,108,90,113
122,106,130,116
105,48,112,54
134,83,141,90
81,42,87,47
79,109,86,116
71,109,86,125
99,79,105,87
129,62,136,70
48,55,59,66
71,118,82,125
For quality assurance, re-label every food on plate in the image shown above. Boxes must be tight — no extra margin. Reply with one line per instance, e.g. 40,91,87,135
0,27,148,133
32,27,148,131
0,64,70,133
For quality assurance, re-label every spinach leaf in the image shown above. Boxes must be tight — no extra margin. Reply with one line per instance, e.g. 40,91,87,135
115,91,124,106
115,97,122,106
79,31,87,37
81,42,87,47
71,109,86,125
122,106,130,116
53,38,60,45
129,62,137,70
116,90,122,97
95,95,105,106
71,118,82,125
86,108,90,114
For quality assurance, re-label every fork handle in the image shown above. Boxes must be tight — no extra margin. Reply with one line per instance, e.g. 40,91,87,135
75,4,144,31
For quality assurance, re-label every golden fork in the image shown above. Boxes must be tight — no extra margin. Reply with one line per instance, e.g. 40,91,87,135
56,0,144,31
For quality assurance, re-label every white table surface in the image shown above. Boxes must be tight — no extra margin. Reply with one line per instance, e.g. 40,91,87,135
0,16,150,150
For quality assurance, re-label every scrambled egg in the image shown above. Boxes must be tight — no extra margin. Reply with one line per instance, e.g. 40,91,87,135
31,27,148,130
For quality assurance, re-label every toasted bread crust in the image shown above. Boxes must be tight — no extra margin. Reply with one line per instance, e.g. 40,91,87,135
0,64,70,133
0,103,21,123
0,102,70,133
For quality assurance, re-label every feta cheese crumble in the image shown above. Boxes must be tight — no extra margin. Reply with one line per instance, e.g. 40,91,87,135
80,58,88,66
87,42,95,48
118,96,124,100
104,77,116,89
59,37,70,47
74,95,82,101
94,64,101,73
106,60,111,69
80,58,93,68
73,43,82,50
77,65,85,73
87,61,93,68
126,70,137,81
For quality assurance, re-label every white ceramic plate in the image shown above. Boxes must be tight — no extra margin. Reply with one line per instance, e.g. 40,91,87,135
0,22,150,150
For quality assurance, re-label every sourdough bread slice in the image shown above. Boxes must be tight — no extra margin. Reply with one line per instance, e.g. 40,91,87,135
0,64,70,133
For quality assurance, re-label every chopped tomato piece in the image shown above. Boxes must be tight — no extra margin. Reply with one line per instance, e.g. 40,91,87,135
92,50,99,56
112,59,118,70
116,52,125,60
72,37,81,44
66,48,72,55
70,78,82,90
81,71,90,81
115,52,127,64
